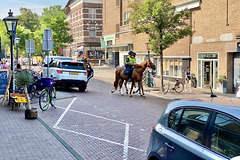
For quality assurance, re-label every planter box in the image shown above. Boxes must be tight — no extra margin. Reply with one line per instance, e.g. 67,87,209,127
216,82,227,93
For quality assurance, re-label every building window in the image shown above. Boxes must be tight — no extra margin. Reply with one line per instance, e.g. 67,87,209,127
89,9,96,19
124,12,129,25
116,0,119,7
163,59,182,78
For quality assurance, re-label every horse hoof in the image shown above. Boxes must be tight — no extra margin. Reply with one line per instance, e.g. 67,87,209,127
111,90,115,93
140,95,143,97
121,93,124,96
129,95,133,97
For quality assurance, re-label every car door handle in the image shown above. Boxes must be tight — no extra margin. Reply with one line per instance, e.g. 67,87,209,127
165,143,174,151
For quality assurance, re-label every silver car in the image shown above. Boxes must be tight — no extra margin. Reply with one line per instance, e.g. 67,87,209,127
147,101,240,160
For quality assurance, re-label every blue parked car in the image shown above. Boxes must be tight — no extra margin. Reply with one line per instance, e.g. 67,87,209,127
147,101,240,160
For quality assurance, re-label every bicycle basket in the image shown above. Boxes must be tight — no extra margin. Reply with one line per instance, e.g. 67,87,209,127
41,77,54,87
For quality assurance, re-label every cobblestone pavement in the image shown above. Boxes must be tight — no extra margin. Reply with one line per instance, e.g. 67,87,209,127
0,104,77,160
30,79,171,160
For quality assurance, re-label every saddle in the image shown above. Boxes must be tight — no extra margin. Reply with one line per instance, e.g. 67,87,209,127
123,69,129,75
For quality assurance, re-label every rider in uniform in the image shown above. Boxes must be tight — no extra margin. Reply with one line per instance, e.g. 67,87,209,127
125,51,137,82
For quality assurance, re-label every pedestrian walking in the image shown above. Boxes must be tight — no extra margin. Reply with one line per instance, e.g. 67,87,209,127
185,67,192,92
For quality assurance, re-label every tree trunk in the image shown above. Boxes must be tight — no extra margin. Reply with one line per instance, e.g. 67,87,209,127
160,49,163,92
24,86,31,110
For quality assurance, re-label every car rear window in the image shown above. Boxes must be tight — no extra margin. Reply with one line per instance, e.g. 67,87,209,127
61,62,85,70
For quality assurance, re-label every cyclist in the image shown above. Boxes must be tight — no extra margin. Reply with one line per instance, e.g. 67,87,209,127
125,51,137,82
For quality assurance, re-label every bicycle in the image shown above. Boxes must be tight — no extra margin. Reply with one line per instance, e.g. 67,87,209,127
163,78,184,94
39,78,56,111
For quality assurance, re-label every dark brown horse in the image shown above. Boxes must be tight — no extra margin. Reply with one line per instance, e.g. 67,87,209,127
111,59,156,97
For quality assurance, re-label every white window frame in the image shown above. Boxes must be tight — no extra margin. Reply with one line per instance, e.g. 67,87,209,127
124,12,129,25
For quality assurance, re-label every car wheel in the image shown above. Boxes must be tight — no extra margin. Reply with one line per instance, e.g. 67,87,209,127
79,85,86,92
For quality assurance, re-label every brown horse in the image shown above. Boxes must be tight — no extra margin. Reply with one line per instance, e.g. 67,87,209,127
111,59,156,97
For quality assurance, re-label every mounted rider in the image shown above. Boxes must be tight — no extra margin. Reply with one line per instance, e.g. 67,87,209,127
125,51,138,82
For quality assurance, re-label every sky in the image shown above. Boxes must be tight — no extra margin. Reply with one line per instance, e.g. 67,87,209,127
0,0,67,19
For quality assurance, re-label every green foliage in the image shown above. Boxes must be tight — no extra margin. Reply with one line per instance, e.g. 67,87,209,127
217,75,228,83
15,71,33,87
41,5,73,55
128,0,193,55
1,5,73,57
17,8,40,32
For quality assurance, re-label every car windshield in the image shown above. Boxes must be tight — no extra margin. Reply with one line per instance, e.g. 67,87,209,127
61,62,85,70
55,57,72,60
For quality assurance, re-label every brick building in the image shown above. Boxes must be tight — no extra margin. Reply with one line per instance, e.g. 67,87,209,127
64,0,104,63
103,0,240,93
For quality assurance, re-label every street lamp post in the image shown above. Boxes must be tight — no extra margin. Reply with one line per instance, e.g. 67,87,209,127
3,9,19,93
15,36,20,61
145,42,151,87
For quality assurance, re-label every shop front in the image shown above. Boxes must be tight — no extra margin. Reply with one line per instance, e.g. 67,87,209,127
197,52,218,89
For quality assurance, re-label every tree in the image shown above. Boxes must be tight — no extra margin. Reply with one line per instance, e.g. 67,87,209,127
17,8,40,32
128,0,193,92
41,5,73,55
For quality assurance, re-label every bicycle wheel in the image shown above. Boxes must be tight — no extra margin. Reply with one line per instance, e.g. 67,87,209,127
50,87,57,106
162,84,169,94
39,89,50,111
174,82,184,93
28,85,36,99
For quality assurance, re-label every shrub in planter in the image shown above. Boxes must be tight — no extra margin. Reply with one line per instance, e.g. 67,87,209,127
216,75,228,93
15,71,38,119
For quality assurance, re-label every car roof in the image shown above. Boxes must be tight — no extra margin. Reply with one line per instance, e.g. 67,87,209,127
167,101,240,118
53,59,83,63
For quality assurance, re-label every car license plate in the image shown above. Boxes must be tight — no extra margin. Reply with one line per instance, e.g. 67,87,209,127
70,72,78,75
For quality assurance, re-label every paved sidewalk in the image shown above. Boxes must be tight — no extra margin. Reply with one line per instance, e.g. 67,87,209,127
0,104,77,160
0,90,78,160
93,65,240,107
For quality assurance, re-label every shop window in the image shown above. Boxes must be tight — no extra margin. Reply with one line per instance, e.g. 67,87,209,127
174,61,178,77
178,61,182,77
165,60,169,76
163,60,166,75
169,60,173,76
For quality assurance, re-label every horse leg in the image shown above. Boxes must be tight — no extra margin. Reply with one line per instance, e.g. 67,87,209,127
140,80,145,98
124,81,128,94
138,82,142,96
119,79,122,93
111,79,119,93
129,81,135,97
119,79,124,95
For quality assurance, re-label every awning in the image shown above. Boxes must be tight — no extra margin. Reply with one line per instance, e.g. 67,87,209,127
106,43,133,48
78,46,84,50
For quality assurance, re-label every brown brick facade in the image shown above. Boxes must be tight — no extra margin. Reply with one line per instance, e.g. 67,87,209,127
103,0,240,92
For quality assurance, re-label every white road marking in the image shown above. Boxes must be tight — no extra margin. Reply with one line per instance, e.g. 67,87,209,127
55,126,146,152
57,106,130,125
123,124,129,160
53,104,146,158
53,98,76,128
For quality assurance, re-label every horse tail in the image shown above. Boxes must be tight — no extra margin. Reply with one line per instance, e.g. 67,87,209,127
114,69,120,90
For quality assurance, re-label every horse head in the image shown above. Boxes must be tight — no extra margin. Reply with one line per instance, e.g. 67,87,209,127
147,59,156,70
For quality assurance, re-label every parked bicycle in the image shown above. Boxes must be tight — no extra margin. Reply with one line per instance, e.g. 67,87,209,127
39,77,56,111
163,78,184,94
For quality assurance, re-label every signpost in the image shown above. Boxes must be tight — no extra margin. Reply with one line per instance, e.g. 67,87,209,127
26,40,35,71
42,29,53,78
